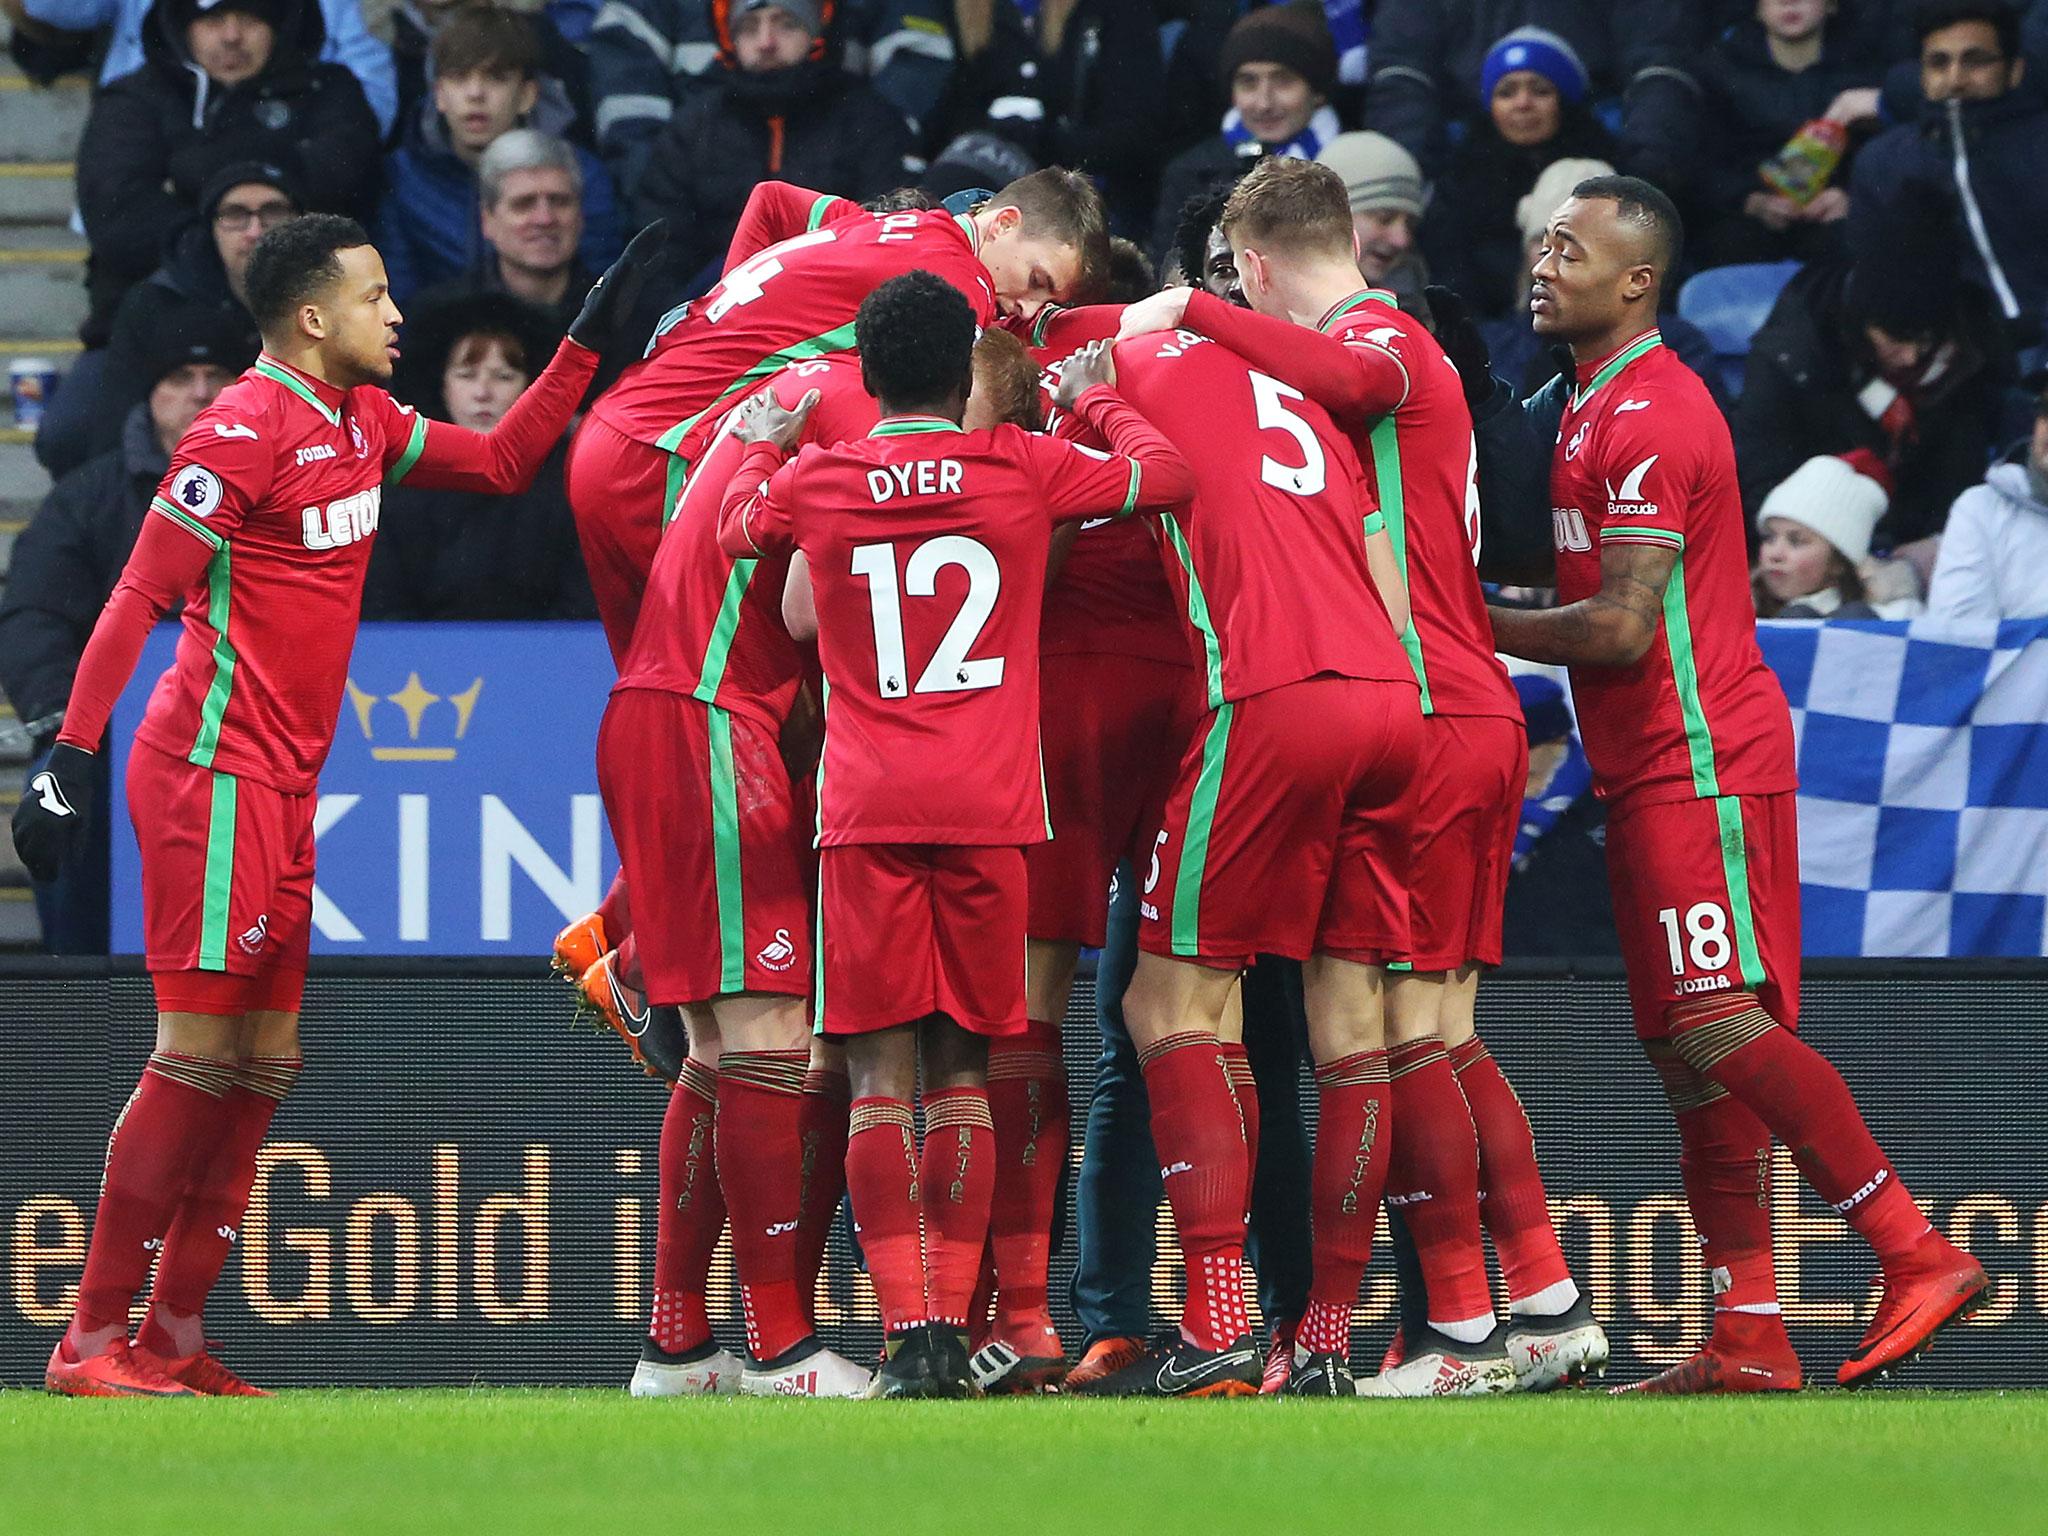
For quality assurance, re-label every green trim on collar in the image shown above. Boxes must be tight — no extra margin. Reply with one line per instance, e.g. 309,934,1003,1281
1571,332,1663,409
868,416,967,437
1317,289,1396,332
253,357,340,426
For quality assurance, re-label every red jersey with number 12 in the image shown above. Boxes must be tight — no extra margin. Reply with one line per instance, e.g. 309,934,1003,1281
719,396,1189,845
590,187,998,460
1550,331,1796,804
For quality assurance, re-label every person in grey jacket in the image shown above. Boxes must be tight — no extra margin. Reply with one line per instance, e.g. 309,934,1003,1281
1926,385,2048,621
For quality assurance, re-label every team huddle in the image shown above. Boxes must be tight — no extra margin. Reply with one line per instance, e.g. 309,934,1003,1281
15,155,1991,1400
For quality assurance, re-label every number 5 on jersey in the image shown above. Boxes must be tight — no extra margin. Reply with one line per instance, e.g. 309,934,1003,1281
851,535,1004,697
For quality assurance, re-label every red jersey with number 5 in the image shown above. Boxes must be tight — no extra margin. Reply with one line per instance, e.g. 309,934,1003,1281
590,185,998,460
1550,331,1795,805
1103,331,1415,710
717,392,1194,845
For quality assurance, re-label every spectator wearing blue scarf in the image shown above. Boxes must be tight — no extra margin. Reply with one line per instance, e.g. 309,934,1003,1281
1150,1,1341,266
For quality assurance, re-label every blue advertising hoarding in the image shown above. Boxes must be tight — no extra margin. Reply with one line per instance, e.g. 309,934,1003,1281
111,623,619,957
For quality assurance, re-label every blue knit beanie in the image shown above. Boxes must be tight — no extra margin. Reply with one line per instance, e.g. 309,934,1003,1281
1481,26,1589,106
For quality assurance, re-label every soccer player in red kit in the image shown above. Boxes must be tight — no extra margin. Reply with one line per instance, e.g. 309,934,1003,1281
1121,156,1603,1395
1488,175,1989,1393
12,214,659,1396
597,353,881,1399
1064,326,1423,1398
716,272,1194,1397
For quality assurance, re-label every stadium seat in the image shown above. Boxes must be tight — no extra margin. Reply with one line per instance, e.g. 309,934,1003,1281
1678,260,1802,398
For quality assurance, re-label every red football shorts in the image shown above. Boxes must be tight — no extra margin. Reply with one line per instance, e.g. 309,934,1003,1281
817,843,1028,1038
596,687,810,1006
564,417,673,665
127,740,313,1017
1402,713,1527,972
1026,651,1202,946
1138,675,1423,969
1604,790,1802,1042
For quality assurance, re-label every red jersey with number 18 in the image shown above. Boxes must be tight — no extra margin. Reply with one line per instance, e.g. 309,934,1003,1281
1550,331,1796,804
590,183,999,461
716,388,1195,846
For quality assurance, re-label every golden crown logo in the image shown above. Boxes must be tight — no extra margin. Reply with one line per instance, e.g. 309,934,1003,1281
344,672,483,761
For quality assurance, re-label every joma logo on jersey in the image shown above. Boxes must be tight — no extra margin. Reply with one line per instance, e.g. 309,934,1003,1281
1552,507,1592,552
296,443,337,465
302,487,382,549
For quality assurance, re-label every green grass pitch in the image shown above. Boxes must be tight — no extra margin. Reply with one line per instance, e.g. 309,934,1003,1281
3,1389,2042,1535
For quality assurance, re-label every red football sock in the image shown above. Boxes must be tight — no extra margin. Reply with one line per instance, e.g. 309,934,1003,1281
986,1019,1066,1344
1298,1050,1390,1356
1650,1038,1782,1315
1670,995,1931,1268
1448,1036,1572,1302
1219,1040,1259,1212
649,1059,723,1353
921,1087,996,1331
140,1055,301,1358
845,1096,924,1335
1138,1031,1249,1351
795,1063,850,1315
1386,1039,1493,1327
71,1052,234,1348
716,1050,811,1361
596,869,631,946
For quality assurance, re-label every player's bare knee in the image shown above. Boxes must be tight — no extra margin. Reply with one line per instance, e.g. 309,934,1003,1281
683,1003,723,1067
155,1010,243,1062
711,991,808,1053
1384,971,1447,1046
846,1026,918,1101
1025,938,1079,1024
918,1016,987,1091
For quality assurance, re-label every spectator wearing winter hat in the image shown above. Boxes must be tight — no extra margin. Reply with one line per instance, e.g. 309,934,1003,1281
376,8,623,304
1423,26,1617,320
1752,451,1920,619
1736,212,2013,550
1925,383,2048,624
1150,0,1342,267
1314,130,1429,300
74,0,380,334
939,0,1168,230
633,0,915,291
0,306,251,951
1474,155,1725,403
37,159,291,479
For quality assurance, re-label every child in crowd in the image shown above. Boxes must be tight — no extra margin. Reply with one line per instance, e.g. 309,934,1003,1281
1752,451,1922,619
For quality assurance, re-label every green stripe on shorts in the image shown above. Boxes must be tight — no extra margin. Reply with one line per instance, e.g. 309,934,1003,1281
662,450,689,529
199,772,238,971
706,705,747,993
1713,795,1767,990
1171,703,1234,957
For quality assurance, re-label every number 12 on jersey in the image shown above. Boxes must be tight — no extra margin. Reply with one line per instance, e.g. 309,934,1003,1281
850,536,1005,697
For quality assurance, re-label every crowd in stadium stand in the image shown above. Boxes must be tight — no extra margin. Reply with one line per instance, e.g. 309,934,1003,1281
7,1,2048,926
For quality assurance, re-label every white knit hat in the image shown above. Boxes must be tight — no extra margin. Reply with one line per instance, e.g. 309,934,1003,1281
1516,157,1615,247
1757,454,1890,564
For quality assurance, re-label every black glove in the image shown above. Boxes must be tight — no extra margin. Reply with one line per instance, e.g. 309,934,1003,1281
569,221,669,350
1422,284,1495,412
12,742,94,883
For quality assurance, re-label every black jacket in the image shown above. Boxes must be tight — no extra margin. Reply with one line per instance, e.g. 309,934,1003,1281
1424,106,1616,318
0,405,166,744
1149,132,1263,271
940,0,1167,224
361,443,596,621
633,56,913,286
76,0,381,333
1735,261,2010,546
1699,16,1887,218
74,221,263,461
1849,88,2048,337
1364,0,1706,188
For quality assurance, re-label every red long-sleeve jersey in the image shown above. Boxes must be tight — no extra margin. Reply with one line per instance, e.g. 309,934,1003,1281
58,343,598,791
716,386,1195,846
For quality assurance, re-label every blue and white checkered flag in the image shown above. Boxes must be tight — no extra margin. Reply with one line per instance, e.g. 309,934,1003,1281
1757,617,2048,957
